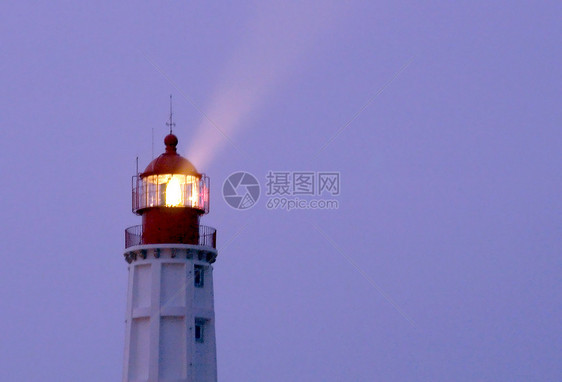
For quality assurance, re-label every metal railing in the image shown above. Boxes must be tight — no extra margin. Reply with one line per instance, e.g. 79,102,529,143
125,224,217,249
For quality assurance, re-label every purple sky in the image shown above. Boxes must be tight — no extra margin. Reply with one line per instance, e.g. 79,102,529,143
1,1,561,381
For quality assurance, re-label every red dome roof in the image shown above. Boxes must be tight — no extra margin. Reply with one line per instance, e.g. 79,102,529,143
140,134,200,177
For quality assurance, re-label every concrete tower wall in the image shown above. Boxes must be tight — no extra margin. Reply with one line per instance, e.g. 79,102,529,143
122,244,217,382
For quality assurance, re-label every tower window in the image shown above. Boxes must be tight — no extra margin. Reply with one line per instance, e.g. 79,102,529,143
194,265,204,288
195,318,205,343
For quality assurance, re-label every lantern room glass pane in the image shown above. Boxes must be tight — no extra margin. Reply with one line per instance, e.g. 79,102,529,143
133,174,209,212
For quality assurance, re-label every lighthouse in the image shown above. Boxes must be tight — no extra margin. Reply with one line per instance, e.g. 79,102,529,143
122,132,218,382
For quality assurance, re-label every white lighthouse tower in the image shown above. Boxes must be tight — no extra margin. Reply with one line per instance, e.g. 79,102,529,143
122,132,218,382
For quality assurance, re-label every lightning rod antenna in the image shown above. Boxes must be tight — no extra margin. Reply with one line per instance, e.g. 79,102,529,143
166,94,175,134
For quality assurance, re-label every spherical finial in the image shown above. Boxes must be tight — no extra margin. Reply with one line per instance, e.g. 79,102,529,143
164,134,178,153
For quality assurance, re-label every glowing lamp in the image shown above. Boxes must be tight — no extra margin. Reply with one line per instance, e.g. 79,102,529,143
165,175,182,206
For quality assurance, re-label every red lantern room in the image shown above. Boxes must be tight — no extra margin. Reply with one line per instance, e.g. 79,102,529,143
126,133,214,248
